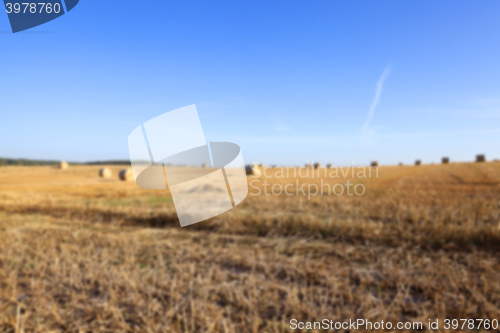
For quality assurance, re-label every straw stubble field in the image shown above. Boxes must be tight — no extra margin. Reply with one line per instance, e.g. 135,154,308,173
0,163,499,332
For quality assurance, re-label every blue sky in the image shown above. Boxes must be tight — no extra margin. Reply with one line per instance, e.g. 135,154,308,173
1,0,499,166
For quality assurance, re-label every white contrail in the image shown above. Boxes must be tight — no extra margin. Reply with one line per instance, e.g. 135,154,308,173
363,66,391,131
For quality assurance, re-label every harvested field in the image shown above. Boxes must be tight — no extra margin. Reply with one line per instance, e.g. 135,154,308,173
0,164,500,332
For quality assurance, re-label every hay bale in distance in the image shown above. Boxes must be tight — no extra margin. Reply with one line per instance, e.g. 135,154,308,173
398,162,403,166
415,160,422,166
313,162,322,169
119,169,134,181
305,163,312,168
99,168,112,178
326,164,332,168
370,161,379,167
476,154,486,163
442,157,450,164
59,161,69,170
245,164,261,176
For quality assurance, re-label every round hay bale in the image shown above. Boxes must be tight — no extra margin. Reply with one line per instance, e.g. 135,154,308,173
305,163,312,168
202,163,208,168
442,157,450,164
245,164,261,176
59,161,69,170
398,162,403,166
313,162,322,169
119,168,134,181
99,168,112,178
326,164,332,168
476,154,486,163
415,160,422,166
370,161,379,167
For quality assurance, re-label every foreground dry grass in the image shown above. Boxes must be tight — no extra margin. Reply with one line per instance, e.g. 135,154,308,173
0,163,500,332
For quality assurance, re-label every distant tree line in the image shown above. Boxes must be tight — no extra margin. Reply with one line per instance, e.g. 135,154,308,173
0,158,60,166
85,160,131,165
0,158,131,166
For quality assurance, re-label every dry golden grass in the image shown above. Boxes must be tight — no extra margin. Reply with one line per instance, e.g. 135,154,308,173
0,163,500,332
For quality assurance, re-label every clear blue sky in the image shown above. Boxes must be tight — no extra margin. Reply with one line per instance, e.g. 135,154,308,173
1,1,499,166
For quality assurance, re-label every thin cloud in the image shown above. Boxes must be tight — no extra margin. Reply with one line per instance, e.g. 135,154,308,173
363,66,391,131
